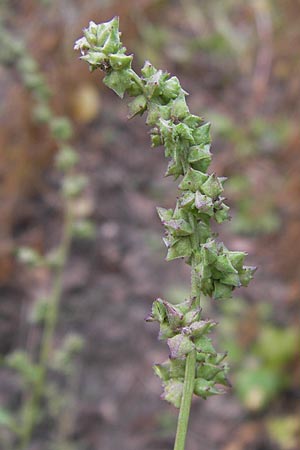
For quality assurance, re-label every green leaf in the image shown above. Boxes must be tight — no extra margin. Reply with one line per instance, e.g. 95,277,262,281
170,359,186,379
179,168,208,192
170,94,189,120
193,122,211,145
167,334,194,359
201,240,218,264
175,123,194,142
153,361,170,382
128,95,147,118
188,145,211,172
196,362,222,380
147,298,166,323
220,272,241,287
103,69,132,98
166,237,192,261
109,53,133,70
194,336,216,355
165,158,183,178
164,219,193,236
161,76,181,100
163,301,184,329
239,266,257,286
141,60,157,78
163,380,184,408
187,320,217,338
215,254,238,274
201,173,224,198
227,251,247,271
194,378,223,399
195,192,214,216
213,281,233,300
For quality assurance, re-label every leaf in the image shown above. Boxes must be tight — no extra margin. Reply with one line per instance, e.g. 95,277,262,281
167,334,194,359
170,94,189,120
156,207,173,223
215,254,238,274
239,266,257,286
164,219,193,236
194,192,214,216
146,298,166,323
128,95,147,118
163,380,184,408
163,301,184,329
109,53,133,71
193,122,211,145
194,336,216,355
153,361,170,382
213,281,233,300
188,145,211,172
179,168,208,192
194,378,223,399
169,359,186,378
220,272,241,287
166,237,192,261
201,173,224,198
103,69,132,98
187,320,217,338
227,251,247,271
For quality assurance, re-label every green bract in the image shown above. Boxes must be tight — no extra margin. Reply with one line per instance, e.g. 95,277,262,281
75,16,256,410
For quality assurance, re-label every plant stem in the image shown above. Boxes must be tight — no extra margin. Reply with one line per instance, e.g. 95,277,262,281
19,205,73,450
173,349,196,450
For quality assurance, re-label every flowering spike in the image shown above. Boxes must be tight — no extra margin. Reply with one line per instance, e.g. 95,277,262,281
75,16,256,445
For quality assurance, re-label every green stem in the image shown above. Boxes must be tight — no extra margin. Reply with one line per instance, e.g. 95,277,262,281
173,349,196,450
19,206,73,450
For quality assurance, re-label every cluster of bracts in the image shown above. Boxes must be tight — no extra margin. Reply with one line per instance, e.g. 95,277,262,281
75,17,255,407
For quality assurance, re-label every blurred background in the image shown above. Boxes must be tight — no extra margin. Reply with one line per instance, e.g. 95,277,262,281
0,0,300,449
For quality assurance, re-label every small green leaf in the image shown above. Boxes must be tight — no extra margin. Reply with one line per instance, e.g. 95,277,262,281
153,361,170,382
104,69,132,98
220,272,241,287
195,192,214,216
179,168,208,192
167,334,194,359
194,336,216,355
201,173,224,198
194,378,223,399
164,219,193,236
128,95,147,118
215,254,238,274
163,380,184,408
193,122,211,145
213,281,233,300
109,53,133,70
147,298,166,323
166,237,192,261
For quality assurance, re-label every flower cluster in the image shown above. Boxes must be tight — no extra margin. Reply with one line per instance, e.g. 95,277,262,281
75,17,256,408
